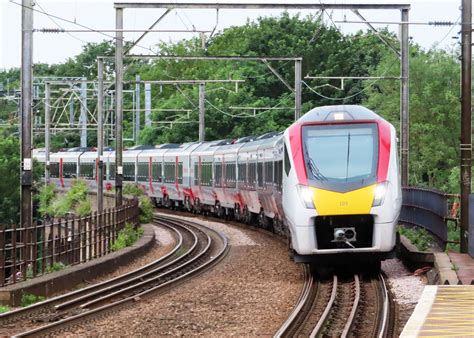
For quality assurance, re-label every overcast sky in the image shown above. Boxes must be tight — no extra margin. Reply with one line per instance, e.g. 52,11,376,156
0,0,463,70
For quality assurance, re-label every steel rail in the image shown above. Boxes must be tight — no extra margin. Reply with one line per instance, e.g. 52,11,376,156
78,220,211,308
273,264,314,337
341,274,361,337
377,273,391,338
13,216,229,337
0,221,182,325
310,275,338,337
54,219,198,311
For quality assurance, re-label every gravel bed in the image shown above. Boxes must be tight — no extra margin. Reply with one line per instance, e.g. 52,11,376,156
382,258,427,335
60,216,303,337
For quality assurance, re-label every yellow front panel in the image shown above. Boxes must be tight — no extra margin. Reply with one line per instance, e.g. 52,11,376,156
310,184,376,215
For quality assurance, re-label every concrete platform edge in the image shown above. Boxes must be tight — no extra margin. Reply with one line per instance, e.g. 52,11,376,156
400,286,437,337
0,224,155,306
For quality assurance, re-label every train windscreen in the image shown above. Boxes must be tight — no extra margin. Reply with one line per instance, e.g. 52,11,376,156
302,123,378,190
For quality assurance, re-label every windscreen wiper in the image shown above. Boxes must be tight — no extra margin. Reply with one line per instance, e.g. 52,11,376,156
308,157,327,181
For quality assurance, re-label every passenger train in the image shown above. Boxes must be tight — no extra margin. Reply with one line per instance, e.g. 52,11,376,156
34,105,402,265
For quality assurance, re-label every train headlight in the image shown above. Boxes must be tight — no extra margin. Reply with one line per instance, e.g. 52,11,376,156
297,185,315,209
373,182,388,207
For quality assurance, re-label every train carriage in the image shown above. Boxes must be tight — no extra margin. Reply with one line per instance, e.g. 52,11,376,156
35,105,401,267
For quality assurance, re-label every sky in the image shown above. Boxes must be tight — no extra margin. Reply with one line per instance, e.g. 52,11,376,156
0,0,463,70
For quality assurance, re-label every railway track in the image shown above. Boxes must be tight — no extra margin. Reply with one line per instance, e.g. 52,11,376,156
276,266,392,337
0,215,228,337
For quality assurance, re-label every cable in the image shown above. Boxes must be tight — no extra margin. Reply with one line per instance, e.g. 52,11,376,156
35,1,88,44
9,0,168,56
431,15,461,50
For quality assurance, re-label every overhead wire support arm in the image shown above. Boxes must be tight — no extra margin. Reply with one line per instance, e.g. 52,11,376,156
124,8,171,54
351,9,401,57
262,59,294,93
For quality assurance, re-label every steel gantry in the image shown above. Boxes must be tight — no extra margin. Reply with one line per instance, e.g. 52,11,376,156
112,2,411,207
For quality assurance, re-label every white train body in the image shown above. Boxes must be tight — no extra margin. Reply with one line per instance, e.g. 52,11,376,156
35,105,401,264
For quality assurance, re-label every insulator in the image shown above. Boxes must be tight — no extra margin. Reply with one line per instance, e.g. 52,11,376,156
429,21,454,26
37,28,65,33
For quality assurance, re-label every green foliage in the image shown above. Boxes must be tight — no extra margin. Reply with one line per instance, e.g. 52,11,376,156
398,226,434,252
123,184,153,223
365,49,460,192
451,263,459,272
38,183,56,217
123,183,145,197
45,262,66,273
20,293,46,307
47,180,92,218
139,196,153,224
76,199,92,217
0,305,10,314
0,135,20,225
111,223,144,252
446,221,460,252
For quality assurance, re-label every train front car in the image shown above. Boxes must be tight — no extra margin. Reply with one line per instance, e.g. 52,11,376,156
283,105,402,266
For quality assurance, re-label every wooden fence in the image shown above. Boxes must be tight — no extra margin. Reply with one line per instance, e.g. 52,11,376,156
0,198,139,286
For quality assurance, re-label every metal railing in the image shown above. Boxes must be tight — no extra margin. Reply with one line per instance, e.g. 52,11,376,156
0,198,139,286
399,187,459,249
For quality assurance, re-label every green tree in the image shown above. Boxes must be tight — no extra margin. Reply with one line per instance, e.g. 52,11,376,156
364,49,460,191
0,134,20,224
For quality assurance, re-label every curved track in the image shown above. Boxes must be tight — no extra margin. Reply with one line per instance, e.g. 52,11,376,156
275,267,392,337
0,215,228,337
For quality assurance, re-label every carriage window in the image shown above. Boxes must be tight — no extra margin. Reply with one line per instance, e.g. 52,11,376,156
238,162,246,184
164,162,176,183
225,162,236,188
50,162,60,178
214,163,222,188
275,160,283,192
123,162,135,181
264,161,273,187
257,162,263,188
137,162,148,182
63,162,77,178
151,162,162,182
200,162,212,186
248,162,256,188
284,144,291,176
194,163,199,186
79,162,94,179
177,162,183,184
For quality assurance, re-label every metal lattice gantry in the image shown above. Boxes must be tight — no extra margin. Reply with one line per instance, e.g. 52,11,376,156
111,2,411,206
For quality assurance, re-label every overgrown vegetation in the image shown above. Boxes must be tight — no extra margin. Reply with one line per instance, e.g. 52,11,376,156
123,183,153,223
0,305,10,314
111,222,144,252
398,226,435,252
45,262,66,274
39,180,92,218
446,221,461,252
20,293,46,307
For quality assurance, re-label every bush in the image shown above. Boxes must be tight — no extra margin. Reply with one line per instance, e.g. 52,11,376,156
20,293,46,307
76,199,92,217
139,196,153,224
111,223,144,252
46,180,92,218
122,184,153,224
123,183,145,197
0,305,10,314
398,226,434,252
45,262,65,273
38,183,56,217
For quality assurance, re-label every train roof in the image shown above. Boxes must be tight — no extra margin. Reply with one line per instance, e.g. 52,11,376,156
297,105,385,124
